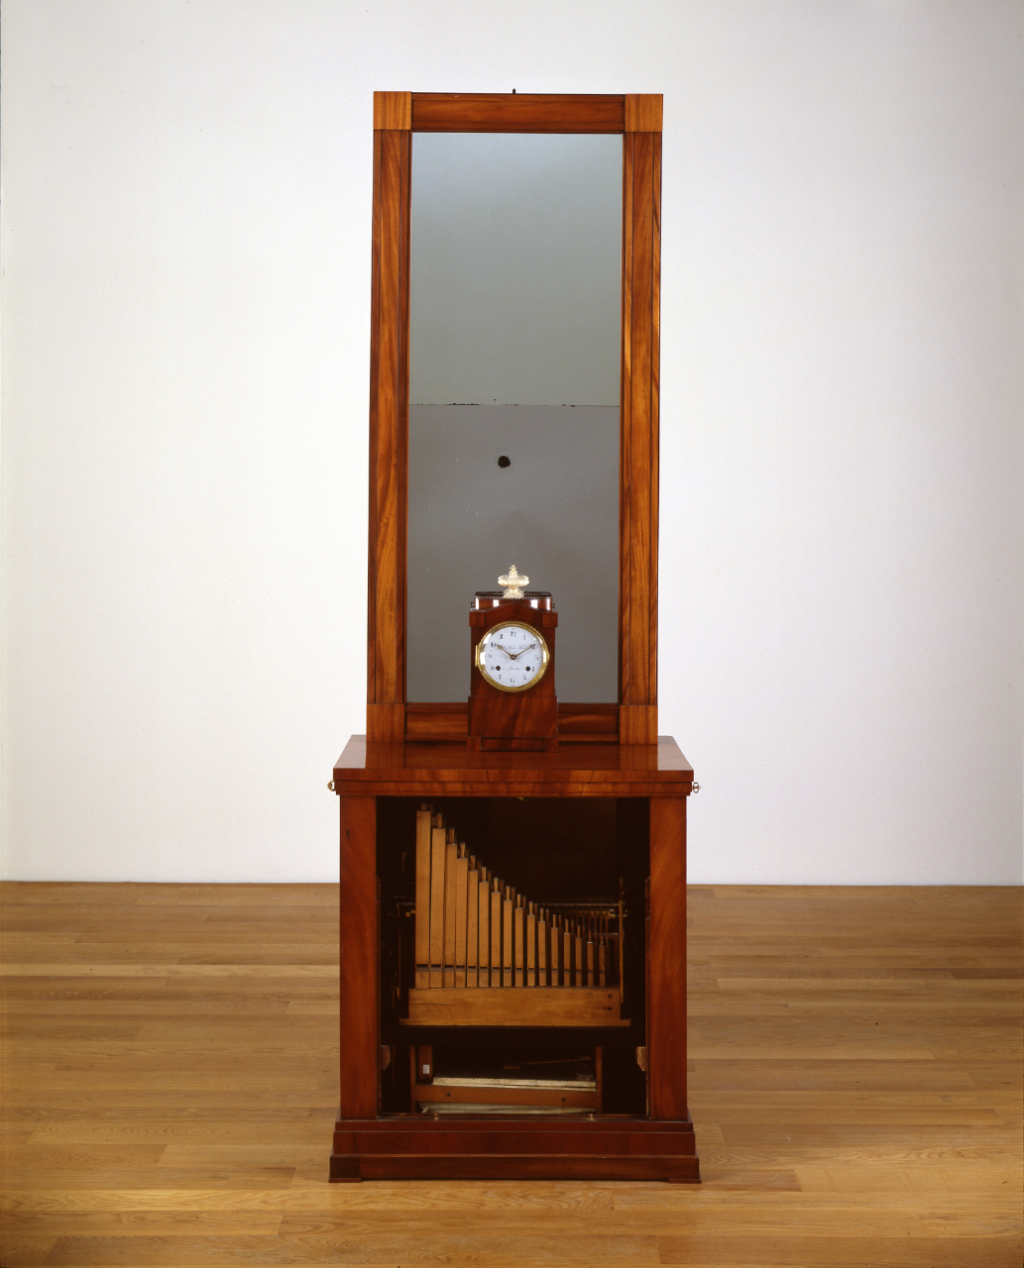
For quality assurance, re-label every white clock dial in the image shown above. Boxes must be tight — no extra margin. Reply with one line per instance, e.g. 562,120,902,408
475,621,550,693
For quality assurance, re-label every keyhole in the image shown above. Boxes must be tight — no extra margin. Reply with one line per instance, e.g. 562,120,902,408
497,455,511,468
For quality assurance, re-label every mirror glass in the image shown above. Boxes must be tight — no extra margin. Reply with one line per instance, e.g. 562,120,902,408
406,132,622,703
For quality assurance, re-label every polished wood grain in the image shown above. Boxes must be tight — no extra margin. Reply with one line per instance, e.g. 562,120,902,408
556,702,619,742
403,702,470,742
366,123,410,742
331,1118,697,1183
411,93,626,134
404,986,628,1027
405,702,620,743
468,599,558,749
648,798,688,1120
332,734,695,799
364,93,664,743
2,883,1020,1263
618,128,661,745
372,90,411,130
337,798,377,1123
624,93,664,133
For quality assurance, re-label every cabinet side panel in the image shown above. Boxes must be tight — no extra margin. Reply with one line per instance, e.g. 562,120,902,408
339,796,378,1120
648,796,688,1120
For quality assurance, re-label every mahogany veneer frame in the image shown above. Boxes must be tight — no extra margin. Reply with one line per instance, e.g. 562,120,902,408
366,92,662,745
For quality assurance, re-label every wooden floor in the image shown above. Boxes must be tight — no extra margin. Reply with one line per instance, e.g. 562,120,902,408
1,883,1020,1267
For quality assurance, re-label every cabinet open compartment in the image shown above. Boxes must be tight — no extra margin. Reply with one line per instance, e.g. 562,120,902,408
376,795,650,1118
409,1041,603,1115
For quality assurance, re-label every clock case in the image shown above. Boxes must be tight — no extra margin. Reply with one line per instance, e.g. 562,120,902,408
331,91,700,1183
468,590,557,752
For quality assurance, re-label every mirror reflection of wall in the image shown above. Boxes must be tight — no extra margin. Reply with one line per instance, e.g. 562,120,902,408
407,132,622,703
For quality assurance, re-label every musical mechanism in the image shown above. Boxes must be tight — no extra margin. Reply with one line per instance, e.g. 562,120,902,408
406,807,627,1027
397,805,630,1115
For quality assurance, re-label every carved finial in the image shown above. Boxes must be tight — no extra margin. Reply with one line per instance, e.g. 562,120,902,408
498,564,528,599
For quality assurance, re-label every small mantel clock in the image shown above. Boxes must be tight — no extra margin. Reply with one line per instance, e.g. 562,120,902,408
468,565,558,752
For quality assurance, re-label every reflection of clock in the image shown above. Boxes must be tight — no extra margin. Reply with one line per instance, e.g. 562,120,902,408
475,621,550,692
468,566,558,752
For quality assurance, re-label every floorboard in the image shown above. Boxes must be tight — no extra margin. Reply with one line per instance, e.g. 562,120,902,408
2,882,1020,1266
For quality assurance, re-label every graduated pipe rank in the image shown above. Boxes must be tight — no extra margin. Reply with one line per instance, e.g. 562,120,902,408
404,807,630,1028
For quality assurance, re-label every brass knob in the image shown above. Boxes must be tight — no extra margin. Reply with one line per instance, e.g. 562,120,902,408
691,782,700,794
327,780,336,793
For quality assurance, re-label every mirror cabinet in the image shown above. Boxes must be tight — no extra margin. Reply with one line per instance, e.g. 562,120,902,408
330,92,700,1181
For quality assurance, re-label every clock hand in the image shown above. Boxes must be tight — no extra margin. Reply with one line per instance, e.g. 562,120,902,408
505,642,537,660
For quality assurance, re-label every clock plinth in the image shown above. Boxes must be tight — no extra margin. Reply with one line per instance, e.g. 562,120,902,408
468,593,558,752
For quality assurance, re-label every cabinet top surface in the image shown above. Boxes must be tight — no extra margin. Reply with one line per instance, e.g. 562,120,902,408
332,737,694,797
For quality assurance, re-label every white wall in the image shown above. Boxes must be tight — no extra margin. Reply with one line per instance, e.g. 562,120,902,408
2,0,1021,884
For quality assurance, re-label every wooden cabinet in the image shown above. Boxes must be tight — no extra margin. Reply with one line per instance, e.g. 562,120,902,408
331,92,699,1181
330,739,699,1180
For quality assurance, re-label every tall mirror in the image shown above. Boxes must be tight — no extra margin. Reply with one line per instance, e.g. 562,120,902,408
406,132,622,703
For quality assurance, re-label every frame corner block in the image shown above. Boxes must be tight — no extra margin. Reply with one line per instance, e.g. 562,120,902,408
374,91,413,130
625,94,663,133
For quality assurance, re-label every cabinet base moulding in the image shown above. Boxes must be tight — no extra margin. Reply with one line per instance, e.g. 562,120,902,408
329,1115,700,1182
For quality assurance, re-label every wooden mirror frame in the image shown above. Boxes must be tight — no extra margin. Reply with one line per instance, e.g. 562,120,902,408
366,92,662,746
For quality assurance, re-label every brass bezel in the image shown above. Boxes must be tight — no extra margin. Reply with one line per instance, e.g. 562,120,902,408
475,621,550,694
